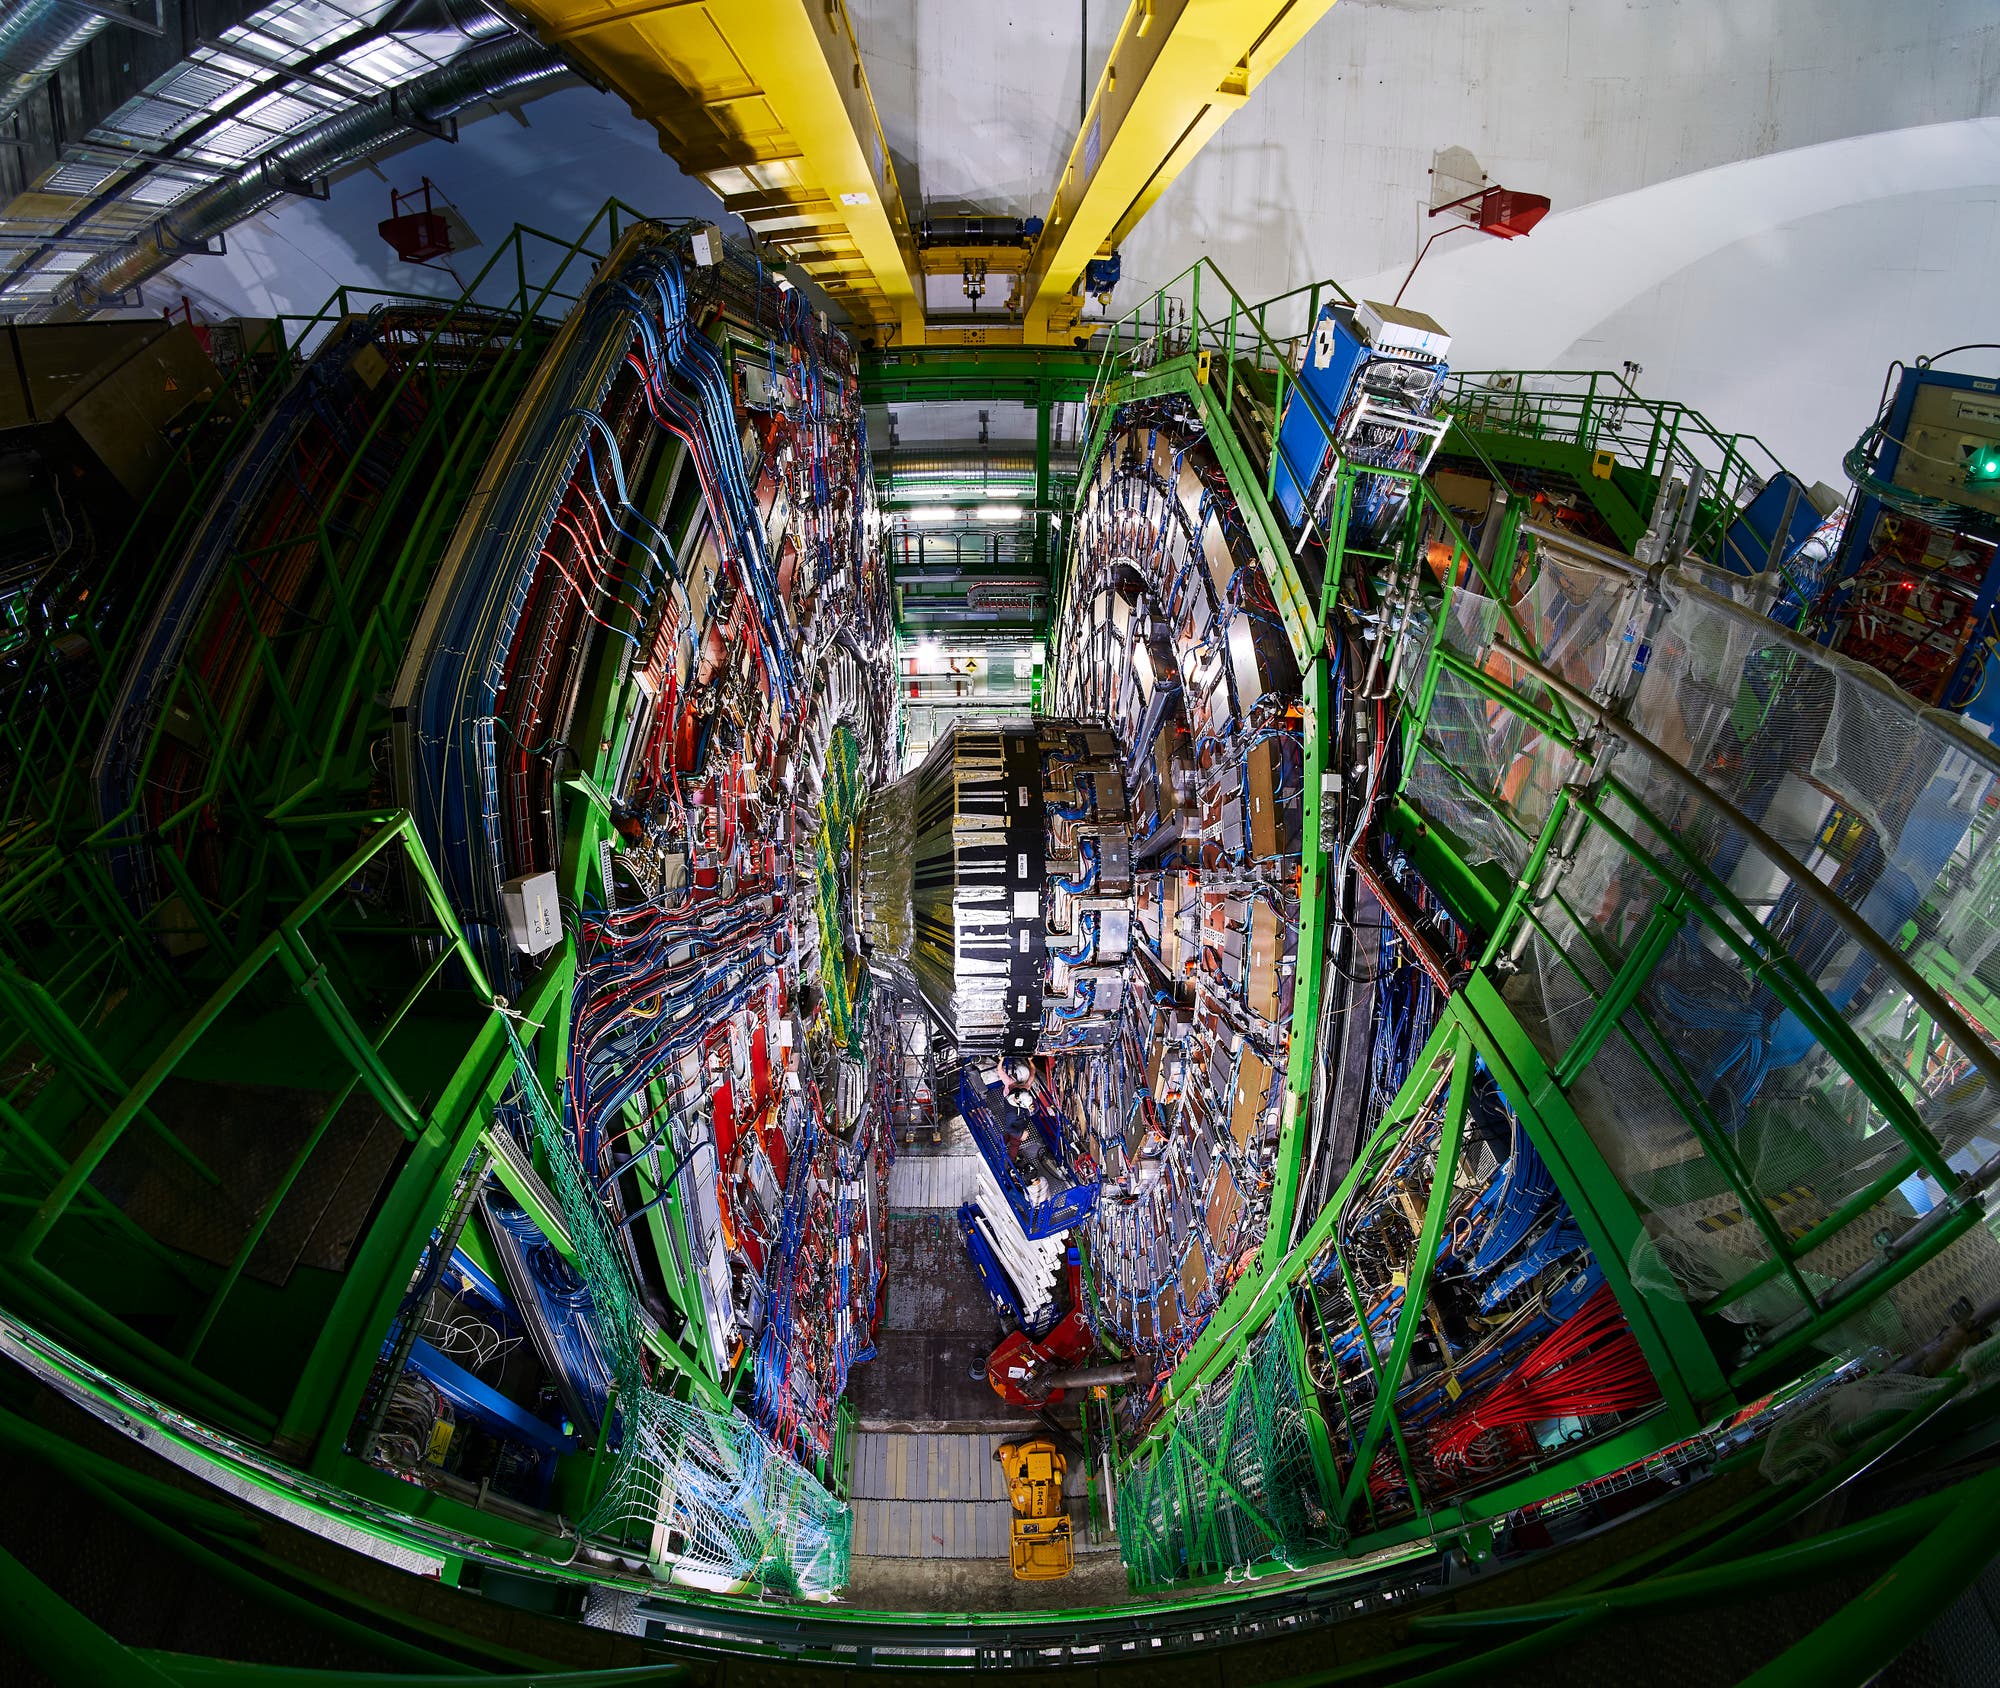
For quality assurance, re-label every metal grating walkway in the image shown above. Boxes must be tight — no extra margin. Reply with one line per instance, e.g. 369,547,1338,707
885,1114,983,1210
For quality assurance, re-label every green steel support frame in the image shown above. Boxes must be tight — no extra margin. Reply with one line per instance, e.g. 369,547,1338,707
0,214,1994,1681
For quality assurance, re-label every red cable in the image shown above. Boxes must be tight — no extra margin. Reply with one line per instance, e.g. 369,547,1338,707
1429,1285,1660,1474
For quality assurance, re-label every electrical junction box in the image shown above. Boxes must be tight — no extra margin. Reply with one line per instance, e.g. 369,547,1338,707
689,223,722,268
1357,299,1452,362
1895,376,2000,520
500,870,561,956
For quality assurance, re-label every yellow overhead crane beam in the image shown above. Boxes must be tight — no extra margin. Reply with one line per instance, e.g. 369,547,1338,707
1022,0,1338,342
522,0,924,342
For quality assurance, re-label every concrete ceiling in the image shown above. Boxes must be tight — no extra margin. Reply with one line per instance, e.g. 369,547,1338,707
843,1,1125,221
149,0,2000,485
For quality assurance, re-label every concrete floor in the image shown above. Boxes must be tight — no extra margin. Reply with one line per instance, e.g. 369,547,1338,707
844,1543,1134,1613
849,1209,1027,1432
842,1143,1135,1610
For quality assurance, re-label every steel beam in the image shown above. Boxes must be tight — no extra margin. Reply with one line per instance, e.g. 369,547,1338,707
1022,0,1337,341
520,0,923,340
859,346,1099,406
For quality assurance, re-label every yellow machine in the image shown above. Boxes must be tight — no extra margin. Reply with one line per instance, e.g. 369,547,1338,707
995,1438,1074,1581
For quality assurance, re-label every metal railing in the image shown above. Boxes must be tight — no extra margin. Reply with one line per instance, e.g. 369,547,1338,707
0,809,500,1437
0,206,646,1091
1440,366,1811,576
1088,258,1530,567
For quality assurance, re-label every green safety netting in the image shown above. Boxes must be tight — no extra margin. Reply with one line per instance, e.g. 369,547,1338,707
584,1386,853,1599
499,1024,851,1599
1115,1302,1328,1585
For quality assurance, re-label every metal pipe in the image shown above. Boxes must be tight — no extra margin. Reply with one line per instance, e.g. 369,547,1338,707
1048,1362,1143,1390
1633,472,1685,569
1521,518,1657,582
53,33,566,317
1765,475,1803,573
1356,558,1401,700
0,0,113,128
1667,462,1706,559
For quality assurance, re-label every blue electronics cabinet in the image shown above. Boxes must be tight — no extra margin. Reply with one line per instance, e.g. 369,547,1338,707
1272,299,1453,531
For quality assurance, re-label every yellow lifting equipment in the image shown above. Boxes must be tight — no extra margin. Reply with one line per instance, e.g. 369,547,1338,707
995,1438,1074,1581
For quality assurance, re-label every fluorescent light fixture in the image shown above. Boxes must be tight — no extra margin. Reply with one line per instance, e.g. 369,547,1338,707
909,505,955,523
974,504,1024,521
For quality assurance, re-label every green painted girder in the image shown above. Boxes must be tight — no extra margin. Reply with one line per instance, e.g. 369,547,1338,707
1452,972,1725,1420
859,346,1099,406
1081,349,1327,1269
1083,355,1544,1441
1,262,559,871
7,1274,1996,1653
1092,365,1749,1490
1334,1032,1473,1526
1120,980,1716,1543
1381,524,2000,1405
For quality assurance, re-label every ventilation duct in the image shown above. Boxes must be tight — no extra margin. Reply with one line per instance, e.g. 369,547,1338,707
47,31,566,319
0,0,111,127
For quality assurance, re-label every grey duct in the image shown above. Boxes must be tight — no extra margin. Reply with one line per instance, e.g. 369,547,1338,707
382,0,517,44
0,0,111,127
0,0,509,148
52,31,567,317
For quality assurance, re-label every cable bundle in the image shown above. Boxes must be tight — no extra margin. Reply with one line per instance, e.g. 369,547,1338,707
565,893,780,1173
1428,1283,1659,1474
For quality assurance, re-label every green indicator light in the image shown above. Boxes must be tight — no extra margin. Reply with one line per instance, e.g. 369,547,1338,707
1972,446,2000,485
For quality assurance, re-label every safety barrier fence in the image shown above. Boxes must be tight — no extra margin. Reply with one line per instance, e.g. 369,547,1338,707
499,1019,851,1601
1114,1298,1327,1584
1085,261,2000,1613
4,1281,2000,1679
1438,366,1824,593
2,780,848,1595
0,808,497,1439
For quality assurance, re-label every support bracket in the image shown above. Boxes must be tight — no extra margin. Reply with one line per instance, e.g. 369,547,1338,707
389,89,457,145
